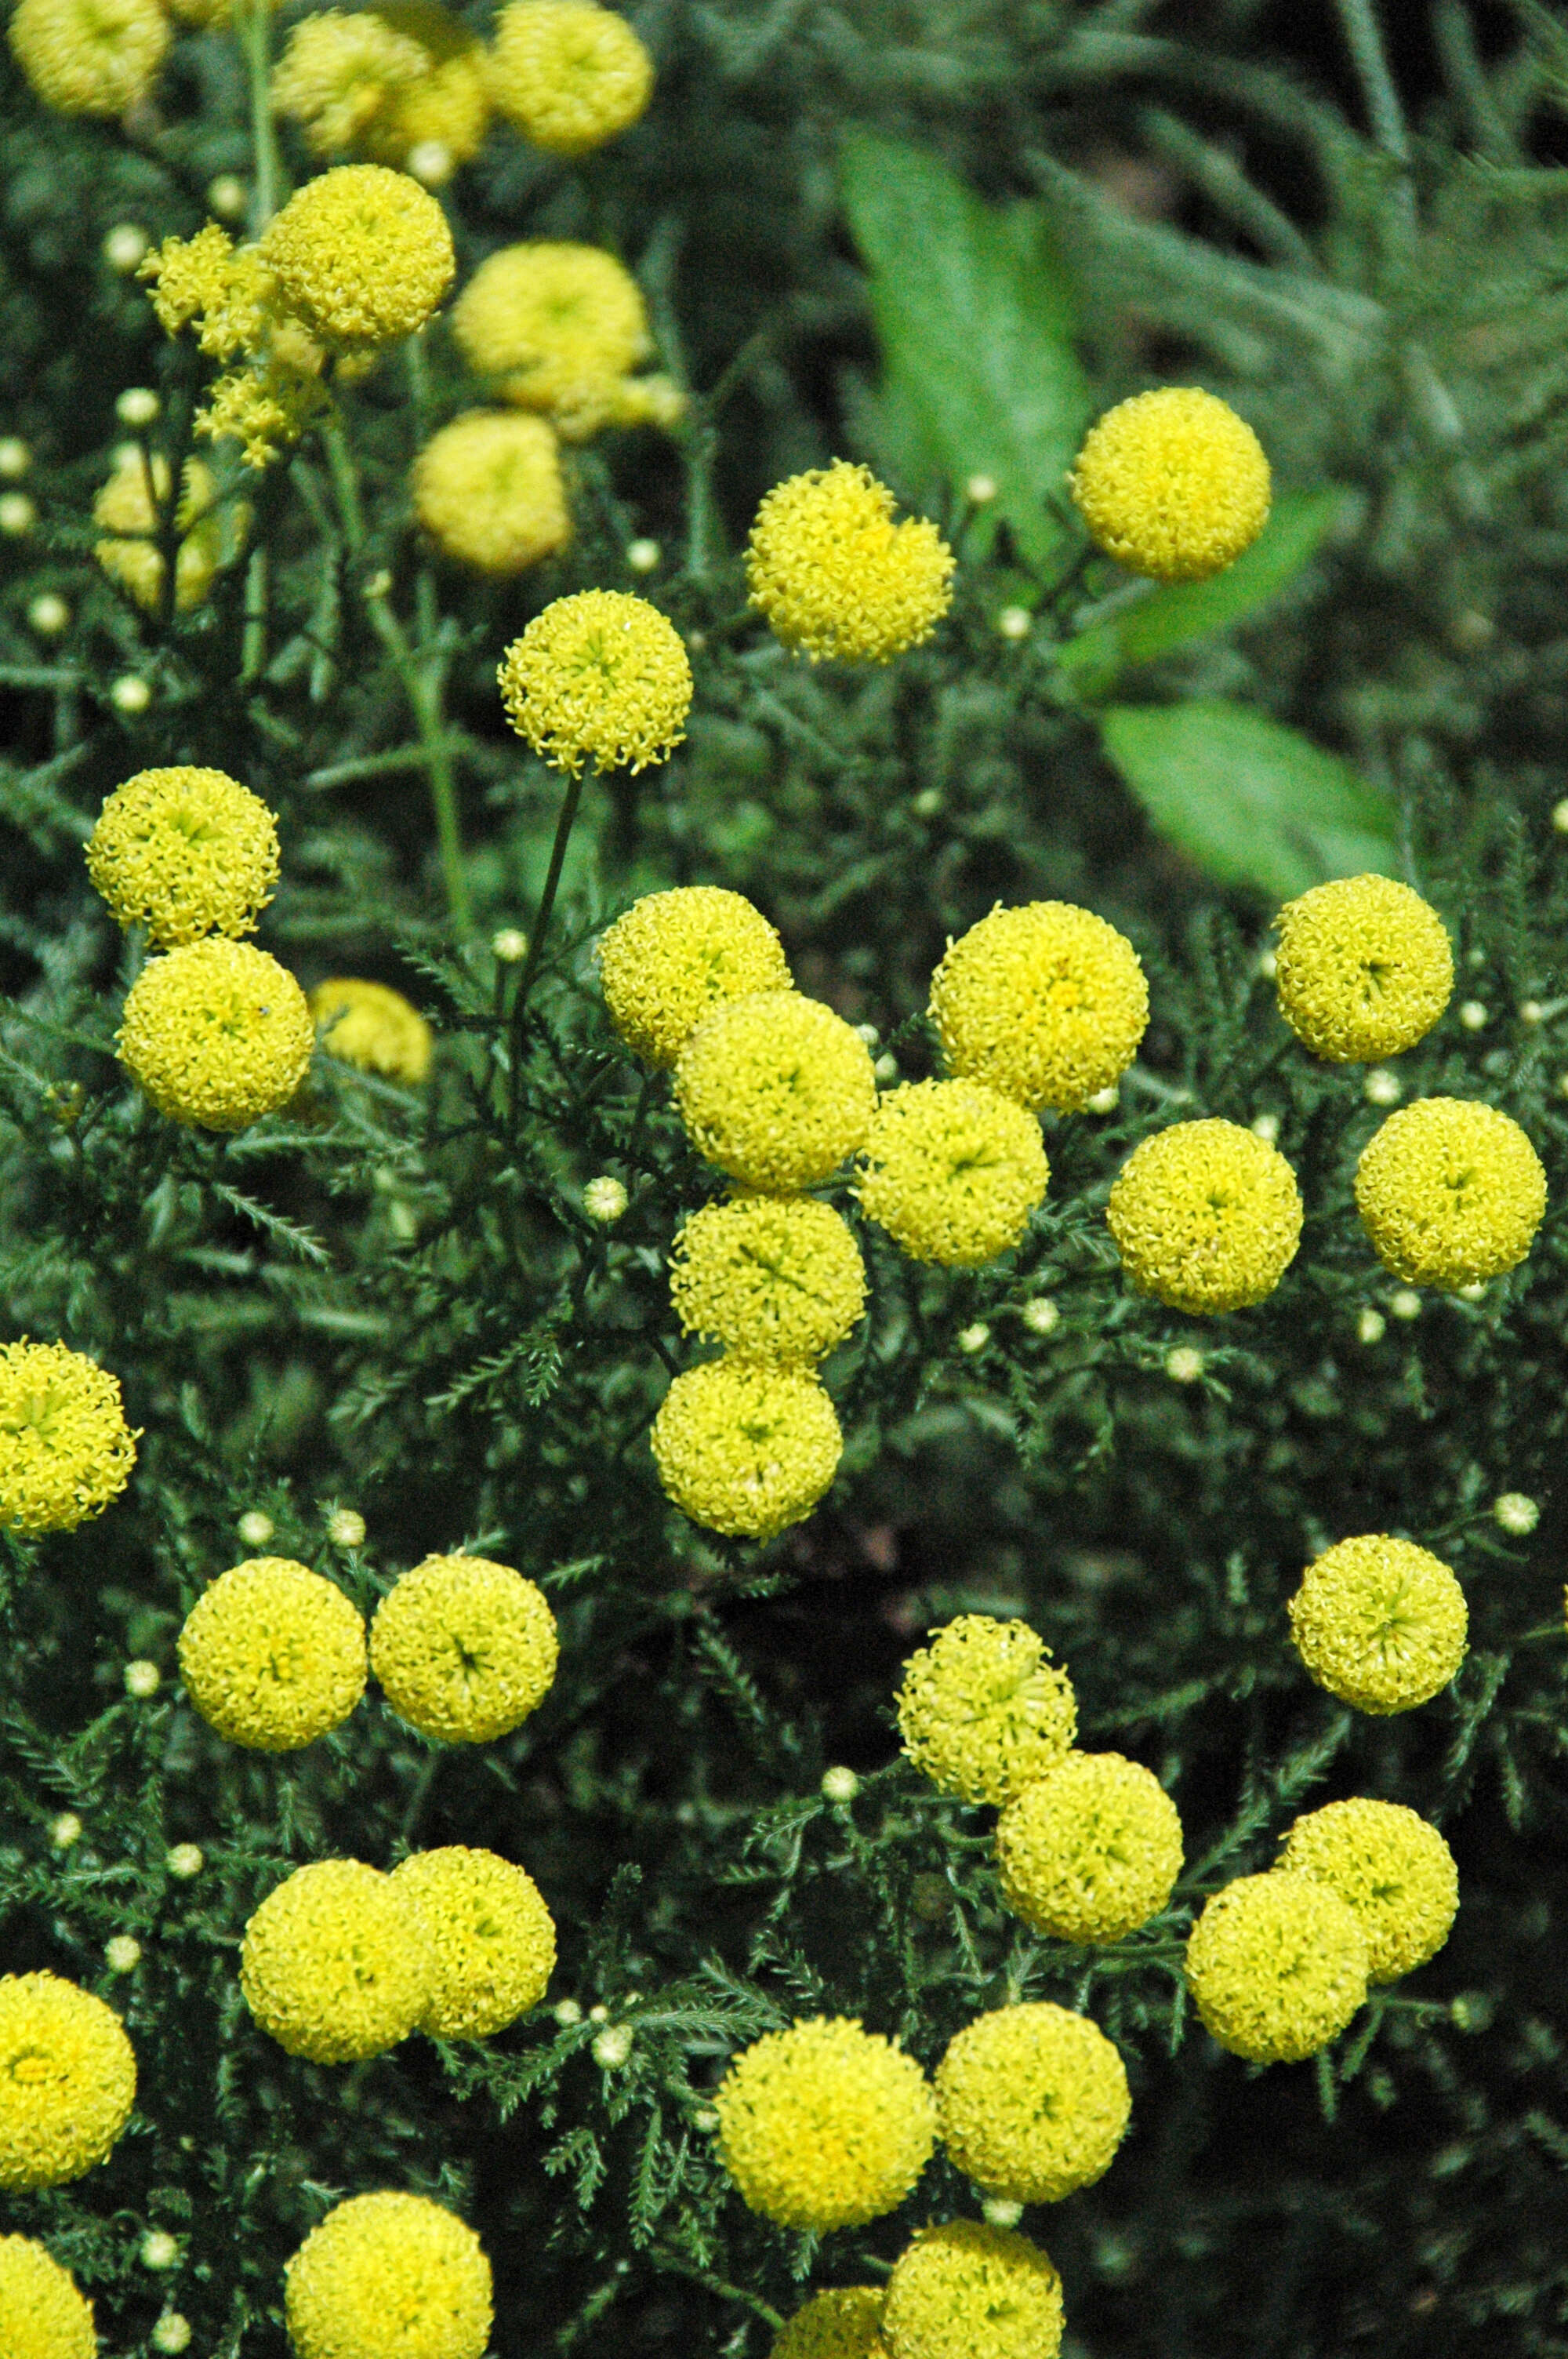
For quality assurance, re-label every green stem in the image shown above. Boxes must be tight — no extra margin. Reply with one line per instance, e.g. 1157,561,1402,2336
236,0,285,231
241,546,268,683
508,769,587,1132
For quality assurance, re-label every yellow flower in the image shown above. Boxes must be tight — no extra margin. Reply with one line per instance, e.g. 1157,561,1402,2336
498,589,691,773
93,451,233,616
1287,1533,1468,1714
650,1359,841,1540
670,1196,866,1365
310,978,434,1084
855,1079,1048,1267
896,1615,1076,1806
746,460,954,663
935,2001,1130,2204
929,900,1149,1114
197,356,328,470
7,0,167,117
1069,387,1271,583
449,242,652,438
1354,1096,1547,1289
0,1339,137,1534
240,1859,428,2063
995,1750,1184,1943
412,411,570,576
139,224,274,360
1184,1870,1368,2063
86,766,281,947
0,2235,96,2359
118,939,315,1132
177,1558,368,1750
390,1846,556,2037
882,2220,1064,2359
271,11,430,154
261,165,455,348
771,2290,890,2359
0,1974,136,2189
1277,1797,1458,1983
713,2016,936,2230
1105,1118,1303,1314
1274,874,1454,1062
597,885,792,1066
674,991,877,1190
369,1554,559,1742
285,2190,492,2359
486,0,652,157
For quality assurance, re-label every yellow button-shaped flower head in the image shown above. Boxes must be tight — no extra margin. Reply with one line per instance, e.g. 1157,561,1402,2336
87,767,281,949
1287,1534,1467,1714
118,940,314,1132
0,1974,136,2189
0,2234,96,2359
1355,1096,1546,1289
178,1558,368,1750
370,1554,558,1743
714,2016,936,2230
1184,1870,1369,2063
883,2220,1064,2359
8,0,168,116
450,242,651,436
1277,1798,1458,1983
285,2190,492,2359
896,1615,1076,1806
486,0,653,157
498,589,691,775
597,885,792,1067
241,1859,428,2063
0,1339,137,1535
262,165,455,348
930,901,1149,1113
1275,874,1453,1062
746,460,955,663
270,10,430,157
1069,387,1271,583
1106,1118,1303,1314
651,1360,841,1540
390,1846,556,2037
676,991,877,1190
855,1079,1047,1267
670,1198,866,1365
935,2001,1130,2204
310,979,434,1085
412,412,569,577
995,1751,1183,1943
772,2289,889,2359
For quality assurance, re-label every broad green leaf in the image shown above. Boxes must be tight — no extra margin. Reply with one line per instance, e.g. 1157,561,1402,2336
1099,699,1398,899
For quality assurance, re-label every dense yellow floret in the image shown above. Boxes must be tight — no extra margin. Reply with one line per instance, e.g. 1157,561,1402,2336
1287,1534,1468,1714
370,1554,559,1742
714,2016,936,2230
0,2235,96,2359
650,1359,841,1539
1184,1870,1369,2063
995,1750,1184,1943
449,242,654,438
0,1974,136,2189
310,978,434,1085
240,1859,428,2063
670,1197,867,1364
1274,874,1453,1062
390,1846,556,2037
929,900,1149,1113
1278,1798,1458,1983
882,2220,1064,2359
772,2289,890,2359
8,0,168,117
93,451,230,615
935,2001,1130,2203
597,885,792,1066
1354,1096,1547,1289
486,0,652,156
197,354,330,469
118,940,315,1131
262,165,455,347
178,1558,368,1750
746,460,954,663
499,589,691,775
0,1339,137,1534
87,767,281,947
675,991,877,1190
412,411,569,575
855,1079,1048,1267
139,224,274,362
271,10,486,175
1069,387,1271,583
284,2190,492,2359
1106,1118,1303,1314
896,1615,1076,1805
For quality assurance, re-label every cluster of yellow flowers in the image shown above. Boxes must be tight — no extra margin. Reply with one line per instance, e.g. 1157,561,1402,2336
0,1339,138,1534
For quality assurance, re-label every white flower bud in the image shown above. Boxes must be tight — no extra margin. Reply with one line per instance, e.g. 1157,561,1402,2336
873,1052,898,1082
49,1812,82,1850
237,1509,274,1548
626,537,661,573
111,676,152,714
820,1766,859,1804
125,1660,161,1699
1459,1001,1488,1030
956,1322,990,1355
1255,948,1277,980
1356,1308,1385,1345
853,1022,879,1047
0,493,35,534
0,437,29,478
964,472,998,504
492,927,528,963
103,223,150,272
140,2231,180,2270
1388,1289,1422,1320
166,1844,204,1880
1020,1296,1058,1336
406,140,455,185
27,592,69,636
692,2106,719,2132
1494,1492,1539,1536
1085,1085,1120,1114
104,1936,141,1972
553,1998,583,2025
592,2023,634,2068
152,2315,192,2354
1554,798,1568,836
326,1507,365,1548
115,387,160,427
1363,1067,1401,1107
996,604,1032,641
1165,1346,1204,1384
1250,1112,1279,1145
583,1176,628,1223
982,2197,1025,2228
1519,1001,1544,1027
206,175,248,219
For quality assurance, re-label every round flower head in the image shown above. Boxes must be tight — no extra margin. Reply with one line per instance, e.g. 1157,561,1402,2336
670,1197,866,1364
486,0,653,156
930,901,1149,1114
310,979,433,1085
746,460,954,663
896,1616,1076,1805
772,2290,889,2359
412,412,569,575
855,1080,1048,1267
0,1339,136,1534
651,1360,841,1540
177,1558,368,1751
498,590,691,776
935,2001,1130,2203
0,1973,136,2188
94,452,229,615
118,940,315,1131
1105,1118,1303,1314
995,1751,1184,1943
261,165,455,348
271,10,429,155
240,1859,428,2063
8,0,168,116
1278,1798,1458,1983
87,767,281,948
390,1846,556,2037
713,2016,936,2230
675,991,877,1190
597,885,792,1067
285,2190,492,2359
449,243,652,438
1274,875,1454,1062
0,2235,96,2359
1287,1534,1468,1714
883,2220,1063,2359
1069,387,1271,583
1354,1097,1547,1289
1184,1870,1369,2063
370,1554,558,1742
